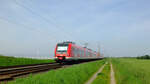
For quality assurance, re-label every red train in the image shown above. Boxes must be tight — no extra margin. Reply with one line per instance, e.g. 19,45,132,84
54,41,103,63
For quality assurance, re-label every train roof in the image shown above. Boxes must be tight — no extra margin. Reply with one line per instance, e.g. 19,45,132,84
57,41,97,52
58,41,75,45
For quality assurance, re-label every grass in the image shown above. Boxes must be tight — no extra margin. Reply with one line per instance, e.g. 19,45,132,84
0,55,54,67
8,60,105,84
111,58,150,84
92,62,110,84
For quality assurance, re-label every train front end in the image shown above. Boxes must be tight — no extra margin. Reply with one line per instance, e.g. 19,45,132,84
54,42,71,63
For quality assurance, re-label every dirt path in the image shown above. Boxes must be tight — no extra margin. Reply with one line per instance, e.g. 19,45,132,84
85,62,107,84
110,63,116,84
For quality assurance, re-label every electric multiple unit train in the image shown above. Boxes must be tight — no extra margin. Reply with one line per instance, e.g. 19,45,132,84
54,42,103,63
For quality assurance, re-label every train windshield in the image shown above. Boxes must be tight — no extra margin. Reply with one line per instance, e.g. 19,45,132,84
57,44,68,52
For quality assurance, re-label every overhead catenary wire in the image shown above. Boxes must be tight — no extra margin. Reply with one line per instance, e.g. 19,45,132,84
13,0,76,40
13,0,90,46
1,0,90,49
0,16,58,42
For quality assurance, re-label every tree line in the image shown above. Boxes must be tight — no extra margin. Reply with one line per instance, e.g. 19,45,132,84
137,55,150,59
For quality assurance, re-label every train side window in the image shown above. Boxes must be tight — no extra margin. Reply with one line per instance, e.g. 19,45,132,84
86,51,88,57
85,50,86,57
77,48,79,57
74,48,77,57
82,50,84,57
80,49,82,57
76,48,78,57
71,47,74,56
78,49,79,56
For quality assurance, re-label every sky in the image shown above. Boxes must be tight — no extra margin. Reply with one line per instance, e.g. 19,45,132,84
0,0,150,58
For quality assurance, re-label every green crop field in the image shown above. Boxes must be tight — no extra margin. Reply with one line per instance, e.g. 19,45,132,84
0,55,54,67
111,58,150,84
92,62,110,84
8,60,105,84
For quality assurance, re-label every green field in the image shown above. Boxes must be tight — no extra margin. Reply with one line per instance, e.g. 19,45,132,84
0,55,54,67
92,62,110,84
8,60,105,84
112,58,150,84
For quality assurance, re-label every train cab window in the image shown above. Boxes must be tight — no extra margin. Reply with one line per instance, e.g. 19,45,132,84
57,44,68,52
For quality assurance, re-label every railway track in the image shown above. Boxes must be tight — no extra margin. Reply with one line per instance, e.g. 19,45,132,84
0,60,99,83
0,63,62,82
